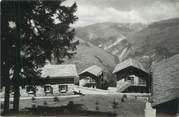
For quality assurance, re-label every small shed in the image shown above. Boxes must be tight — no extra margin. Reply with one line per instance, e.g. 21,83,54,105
151,54,179,114
113,58,151,93
79,65,103,88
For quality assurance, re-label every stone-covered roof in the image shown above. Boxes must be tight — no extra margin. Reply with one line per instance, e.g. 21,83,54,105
151,54,179,106
41,64,78,78
113,58,147,74
79,65,103,77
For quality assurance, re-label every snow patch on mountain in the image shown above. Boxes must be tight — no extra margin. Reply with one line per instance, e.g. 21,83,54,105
104,36,126,50
118,46,135,62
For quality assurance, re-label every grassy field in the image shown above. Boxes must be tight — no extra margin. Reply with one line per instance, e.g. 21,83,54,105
1,94,176,117
1,94,148,117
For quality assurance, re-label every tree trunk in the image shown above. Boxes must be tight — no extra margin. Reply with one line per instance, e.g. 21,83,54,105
13,2,21,112
4,82,10,114
3,66,11,114
13,84,20,112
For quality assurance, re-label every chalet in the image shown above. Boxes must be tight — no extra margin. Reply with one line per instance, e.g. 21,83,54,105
113,58,151,93
151,54,179,115
79,65,103,88
41,64,78,93
26,64,78,96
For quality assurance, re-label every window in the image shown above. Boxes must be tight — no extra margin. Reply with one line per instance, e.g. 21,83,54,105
139,79,146,85
44,85,53,95
59,85,68,93
44,85,51,92
131,77,134,84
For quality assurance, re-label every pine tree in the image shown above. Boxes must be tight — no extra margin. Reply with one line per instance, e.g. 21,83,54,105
1,0,78,113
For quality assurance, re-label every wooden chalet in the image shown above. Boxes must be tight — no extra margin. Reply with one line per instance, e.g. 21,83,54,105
79,65,103,88
151,54,179,115
113,58,151,93
41,64,78,93
25,64,78,96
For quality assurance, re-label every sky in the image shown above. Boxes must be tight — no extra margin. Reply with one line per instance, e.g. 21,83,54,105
63,0,179,27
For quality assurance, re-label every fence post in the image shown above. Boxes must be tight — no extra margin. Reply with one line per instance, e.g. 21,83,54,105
144,101,156,117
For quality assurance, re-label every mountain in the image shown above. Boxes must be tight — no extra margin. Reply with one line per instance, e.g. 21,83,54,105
75,18,179,71
127,18,179,55
76,22,146,55
123,18,179,69
65,37,119,85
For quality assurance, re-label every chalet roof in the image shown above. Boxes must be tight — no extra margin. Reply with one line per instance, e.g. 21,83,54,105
79,65,103,77
41,64,78,78
151,54,179,106
112,58,147,74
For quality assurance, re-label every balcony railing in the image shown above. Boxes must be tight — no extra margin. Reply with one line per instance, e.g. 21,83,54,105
126,80,146,86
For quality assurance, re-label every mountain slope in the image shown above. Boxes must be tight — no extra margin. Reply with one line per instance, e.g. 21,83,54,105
124,18,179,67
128,18,179,54
76,22,146,52
75,18,179,71
65,37,119,85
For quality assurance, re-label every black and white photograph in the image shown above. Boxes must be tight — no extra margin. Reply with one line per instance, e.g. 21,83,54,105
1,0,179,116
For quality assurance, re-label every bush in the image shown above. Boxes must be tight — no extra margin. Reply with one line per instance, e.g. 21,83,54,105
96,101,99,105
67,101,74,111
53,96,60,102
96,106,99,111
112,99,118,109
31,97,36,101
32,104,36,108
121,94,127,102
43,101,47,106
